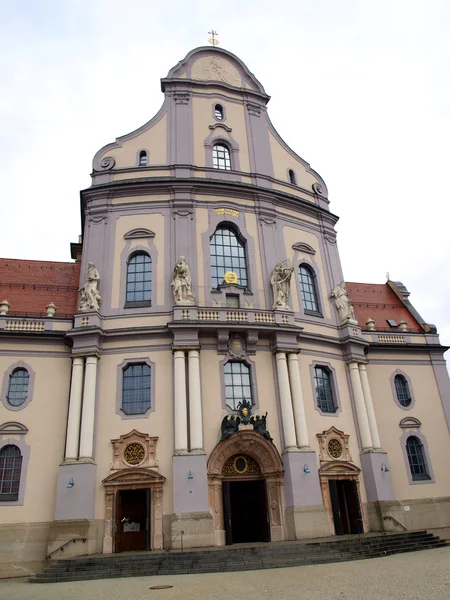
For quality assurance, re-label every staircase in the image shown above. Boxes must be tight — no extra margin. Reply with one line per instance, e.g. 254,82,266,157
30,531,448,583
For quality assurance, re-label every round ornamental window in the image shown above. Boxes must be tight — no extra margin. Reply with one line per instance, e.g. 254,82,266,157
328,439,343,459
124,443,145,466
234,456,248,474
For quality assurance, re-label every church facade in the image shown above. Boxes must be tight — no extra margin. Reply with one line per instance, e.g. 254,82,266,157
1,46,450,577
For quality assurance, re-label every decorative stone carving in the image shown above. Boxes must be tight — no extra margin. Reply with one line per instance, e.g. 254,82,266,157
111,430,159,470
366,317,375,331
317,427,352,463
192,56,240,87
100,157,115,170
0,299,10,315
330,282,357,324
79,262,102,312
270,262,294,310
312,182,327,197
171,256,195,305
228,334,246,357
292,242,316,255
399,320,408,331
46,302,56,318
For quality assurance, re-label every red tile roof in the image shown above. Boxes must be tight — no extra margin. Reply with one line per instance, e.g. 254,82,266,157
0,259,80,319
346,282,423,333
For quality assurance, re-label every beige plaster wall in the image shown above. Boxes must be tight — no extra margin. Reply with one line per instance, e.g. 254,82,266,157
100,113,167,169
0,352,71,524
367,361,450,500
192,96,250,172
94,349,174,519
283,225,332,319
269,131,319,191
110,213,165,310
244,211,266,309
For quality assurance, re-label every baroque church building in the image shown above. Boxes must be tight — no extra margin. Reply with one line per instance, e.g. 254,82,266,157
1,46,450,577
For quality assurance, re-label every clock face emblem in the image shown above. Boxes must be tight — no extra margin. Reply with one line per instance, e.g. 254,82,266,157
224,271,238,284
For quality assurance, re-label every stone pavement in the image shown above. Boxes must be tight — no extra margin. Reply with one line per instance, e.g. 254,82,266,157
1,546,450,600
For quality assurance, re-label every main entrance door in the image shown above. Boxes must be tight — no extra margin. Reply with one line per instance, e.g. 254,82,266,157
115,489,150,552
223,479,269,544
329,480,363,535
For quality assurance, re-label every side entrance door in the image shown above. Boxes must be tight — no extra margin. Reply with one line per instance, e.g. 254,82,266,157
115,489,150,552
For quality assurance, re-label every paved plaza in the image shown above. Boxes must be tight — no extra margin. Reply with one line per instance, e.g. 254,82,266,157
1,546,450,600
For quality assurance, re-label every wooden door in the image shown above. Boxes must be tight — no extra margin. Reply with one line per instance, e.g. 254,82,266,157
116,489,148,552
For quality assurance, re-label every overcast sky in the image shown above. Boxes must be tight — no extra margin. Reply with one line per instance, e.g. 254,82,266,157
1,0,449,353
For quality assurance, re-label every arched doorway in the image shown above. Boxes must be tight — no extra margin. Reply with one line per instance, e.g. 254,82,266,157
208,430,285,546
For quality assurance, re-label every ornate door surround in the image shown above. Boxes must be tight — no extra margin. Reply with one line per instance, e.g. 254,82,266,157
207,430,285,546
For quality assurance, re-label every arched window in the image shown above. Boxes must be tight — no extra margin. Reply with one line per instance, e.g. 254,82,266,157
299,265,320,313
122,363,151,415
224,361,252,410
7,368,29,407
0,445,22,501
406,436,430,481
138,150,148,167
212,143,231,170
214,104,224,120
394,374,411,407
288,169,296,185
126,253,152,304
314,366,337,413
210,225,248,288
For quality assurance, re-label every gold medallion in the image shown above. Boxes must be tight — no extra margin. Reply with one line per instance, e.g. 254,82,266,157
224,271,238,284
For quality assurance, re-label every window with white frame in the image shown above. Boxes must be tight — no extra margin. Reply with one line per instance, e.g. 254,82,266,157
224,361,252,411
6,369,29,407
126,252,152,304
212,143,231,170
210,225,248,288
314,366,337,413
0,445,22,501
122,363,151,415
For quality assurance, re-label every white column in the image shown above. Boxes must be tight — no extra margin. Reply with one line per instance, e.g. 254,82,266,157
275,352,297,449
348,361,373,451
188,350,203,451
174,351,188,452
65,357,85,460
359,363,381,449
287,353,310,448
79,356,98,459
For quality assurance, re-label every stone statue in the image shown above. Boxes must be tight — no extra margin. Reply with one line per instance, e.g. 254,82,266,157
220,415,240,442
171,256,195,305
330,282,357,324
79,262,101,312
250,413,273,441
270,261,294,310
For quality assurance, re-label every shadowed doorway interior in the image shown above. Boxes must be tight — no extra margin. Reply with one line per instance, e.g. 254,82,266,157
116,489,150,552
329,480,363,535
223,479,269,544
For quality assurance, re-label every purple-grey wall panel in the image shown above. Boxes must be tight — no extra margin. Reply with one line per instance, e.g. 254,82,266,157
172,453,209,514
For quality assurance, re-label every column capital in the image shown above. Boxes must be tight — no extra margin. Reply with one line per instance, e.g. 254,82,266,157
275,351,287,361
187,349,200,359
72,357,85,366
85,355,99,365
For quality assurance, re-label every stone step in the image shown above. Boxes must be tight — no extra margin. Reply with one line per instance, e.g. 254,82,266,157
30,532,448,583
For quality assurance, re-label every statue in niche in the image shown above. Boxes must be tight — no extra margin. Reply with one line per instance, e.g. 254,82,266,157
270,261,294,310
250,413,273,441
171,256,195,305
79,262,101,312
220,415,240,442
331,282,357,324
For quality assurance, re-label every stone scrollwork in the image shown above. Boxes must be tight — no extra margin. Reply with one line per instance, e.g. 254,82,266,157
330,281,357,324
270,261,294,310
100,157,115,170
79,262,102,312
171,256,195,305
312,182,327,197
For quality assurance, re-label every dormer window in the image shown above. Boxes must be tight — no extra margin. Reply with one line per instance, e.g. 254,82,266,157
214,104,224,120
138,150,148,167
288,169,296,185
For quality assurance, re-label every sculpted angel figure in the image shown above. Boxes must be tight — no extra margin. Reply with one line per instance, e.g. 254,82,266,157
171,256,195,305
330,282,357,324
270,261,294,310
79,262,101,312
220,415,240,442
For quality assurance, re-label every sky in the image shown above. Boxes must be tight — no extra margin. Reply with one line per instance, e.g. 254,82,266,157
0,0,449,353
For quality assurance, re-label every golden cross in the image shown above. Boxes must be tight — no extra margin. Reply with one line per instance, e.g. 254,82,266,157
208,30,219,46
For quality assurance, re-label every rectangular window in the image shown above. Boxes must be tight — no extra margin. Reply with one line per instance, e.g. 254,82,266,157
224,361,252,411
314,367,336,413
122,364,151,415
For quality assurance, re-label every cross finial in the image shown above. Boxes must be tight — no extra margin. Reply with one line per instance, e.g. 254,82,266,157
208,30,219,46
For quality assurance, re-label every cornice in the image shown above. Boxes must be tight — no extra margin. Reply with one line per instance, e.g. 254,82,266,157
81,177,339,226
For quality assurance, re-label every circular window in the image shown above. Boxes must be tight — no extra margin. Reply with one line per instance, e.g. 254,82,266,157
233,456,248,474
328,439,343,459
124,442,145,466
